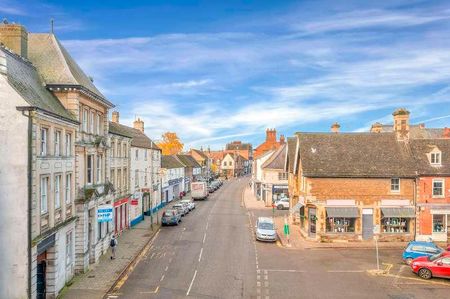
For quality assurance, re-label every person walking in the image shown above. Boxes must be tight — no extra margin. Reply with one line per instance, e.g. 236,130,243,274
110,235,118,260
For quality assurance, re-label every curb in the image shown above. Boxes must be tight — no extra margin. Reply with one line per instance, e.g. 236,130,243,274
103,225,161,298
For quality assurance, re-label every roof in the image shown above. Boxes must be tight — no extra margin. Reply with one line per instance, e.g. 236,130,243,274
226,142,252,151
191,149,208,160
379,124,444,139
409,139,450,175
296,132,416,178
176,155,202,168
286,137,297,172
2,47,76,122
225,152,248,161
262,144,287,170
161,155,185,169
108,122,160,149
27,33,113,107
206,151,225,161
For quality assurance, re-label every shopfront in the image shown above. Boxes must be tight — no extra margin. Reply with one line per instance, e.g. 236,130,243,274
113,197,129,234
272,184,289,202
430,209,450,242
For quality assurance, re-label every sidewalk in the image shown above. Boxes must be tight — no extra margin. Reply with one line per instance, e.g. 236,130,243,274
62,195,191,299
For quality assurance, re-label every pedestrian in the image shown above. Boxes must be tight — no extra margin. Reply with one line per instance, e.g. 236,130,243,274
110,235,118,260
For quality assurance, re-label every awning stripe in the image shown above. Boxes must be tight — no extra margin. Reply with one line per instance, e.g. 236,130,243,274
381,207,415,218
326,207,359,218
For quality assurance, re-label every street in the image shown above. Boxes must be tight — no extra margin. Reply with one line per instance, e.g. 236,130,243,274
108,178,450,299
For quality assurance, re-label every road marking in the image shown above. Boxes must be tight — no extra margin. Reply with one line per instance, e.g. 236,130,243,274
160,274,165,282
265,269,306,273
198,248,203,262
206,222,209,230
381,273,450,287
139,285,159,294
203,233,206,243
186,270,198,296
165,266,169,271
150,252,155,259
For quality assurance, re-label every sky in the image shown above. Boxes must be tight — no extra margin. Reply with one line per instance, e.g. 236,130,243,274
2,0,450,150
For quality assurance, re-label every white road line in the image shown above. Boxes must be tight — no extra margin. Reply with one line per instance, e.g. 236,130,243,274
150,252,155,259
203,233,206,243
165,266,169,271
206,222,209,230
160,274,165,282
186,270,198,296
265,269,306,273
198,248,204,262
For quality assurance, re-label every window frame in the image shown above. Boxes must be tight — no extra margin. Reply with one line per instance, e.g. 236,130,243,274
432,214,446,233
65,132,72,156
40,176,49,214
65,173,72,204
66,231,73,266
54,130,61,156
96,155,102,183
83,109,88,132
87,154,94,185
390,178,400,193
90,110,95,134
55,174,61,209
432,179,444,198
40,127,48,156
431,152,441,165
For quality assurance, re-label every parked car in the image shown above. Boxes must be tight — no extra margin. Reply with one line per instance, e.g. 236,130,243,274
255,217,277,242
402,241,444,265
275,197,290,210
180,199,195,211
173,203,188,216
208,186,215,193
161,209,181,226
411,251,450,279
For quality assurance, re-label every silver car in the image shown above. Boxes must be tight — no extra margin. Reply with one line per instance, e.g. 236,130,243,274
180,199,195,211
255,217,277,242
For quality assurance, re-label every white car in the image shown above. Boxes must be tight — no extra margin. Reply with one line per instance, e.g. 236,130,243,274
255,217,277,242
275,197,289,210
180,199,195,211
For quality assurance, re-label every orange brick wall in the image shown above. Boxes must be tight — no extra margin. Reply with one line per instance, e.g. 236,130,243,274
417,177,450,203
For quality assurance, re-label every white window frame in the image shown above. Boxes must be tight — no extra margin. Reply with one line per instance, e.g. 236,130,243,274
431,152,441,165
65,173,72,204
54,130,61,156
40,176,48,214
40,127,48,156
66,231,73,266
97,155,102,183
87,155,94,185
55,174,61,209
390,178,400,193
432,179,444,198
65,133,72,156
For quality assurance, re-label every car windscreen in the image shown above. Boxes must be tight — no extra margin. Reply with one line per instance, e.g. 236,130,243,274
164,211,175,216
258,222,274,230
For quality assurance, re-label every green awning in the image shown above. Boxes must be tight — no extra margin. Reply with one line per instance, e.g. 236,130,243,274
381,207,415,218
326,207,359,218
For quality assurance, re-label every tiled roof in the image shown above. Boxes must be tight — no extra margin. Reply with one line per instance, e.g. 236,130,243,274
296,132,416,178
262,144,287,170
191,149,208,160
286,137,297,173
2,47,76,122
410,139,450,175
162,155,185,169
176,155,202,168
28,33,113,107
379,124,444,139
108,122,160,149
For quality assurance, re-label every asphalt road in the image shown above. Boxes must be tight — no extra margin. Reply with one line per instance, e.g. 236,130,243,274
109,177,450,299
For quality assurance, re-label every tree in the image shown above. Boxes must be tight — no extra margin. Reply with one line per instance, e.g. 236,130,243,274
157,132,184,155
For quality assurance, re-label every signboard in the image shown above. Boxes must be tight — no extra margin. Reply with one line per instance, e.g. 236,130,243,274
131,199,138,206
97,204,113,223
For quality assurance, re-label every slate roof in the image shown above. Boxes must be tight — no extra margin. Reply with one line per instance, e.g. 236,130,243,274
296,132,416,178
286,137,297,173
2,47,76,122
410,139,450,175
379,124,444,139
262,144,287,170
27,33,113,107
162,155,185,169
176,155,202,168
108,122,160,149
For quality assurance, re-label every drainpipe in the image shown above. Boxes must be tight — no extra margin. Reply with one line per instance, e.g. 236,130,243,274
414,174,418,241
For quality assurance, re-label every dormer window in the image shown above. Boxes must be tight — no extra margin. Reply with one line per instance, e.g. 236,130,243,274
430,152,441,165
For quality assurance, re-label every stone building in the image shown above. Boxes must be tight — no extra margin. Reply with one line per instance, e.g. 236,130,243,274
176,154,202,192
221,153,247,178
225,141,253,160
0,24,78,298
161,155,185,203
259,144,288,206
189,148,211,178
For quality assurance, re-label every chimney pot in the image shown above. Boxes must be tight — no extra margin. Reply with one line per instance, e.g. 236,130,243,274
331,122,341,133
111,111,119,123
392,108,410,140
133,117,144,133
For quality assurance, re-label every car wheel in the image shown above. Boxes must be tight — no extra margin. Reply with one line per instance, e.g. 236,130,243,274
277,205,283,210
405,258,413,265
418,268,432,280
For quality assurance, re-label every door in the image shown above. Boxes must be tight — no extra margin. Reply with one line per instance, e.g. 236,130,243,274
433,257,450,277
308,208,316,238
36,252,46,299
362,209,374,240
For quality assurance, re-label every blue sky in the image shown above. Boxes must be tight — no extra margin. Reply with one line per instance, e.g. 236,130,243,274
2,0,450,149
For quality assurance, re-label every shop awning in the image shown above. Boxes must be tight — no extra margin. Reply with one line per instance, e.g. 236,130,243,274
381,207,415,218
326,207,359,218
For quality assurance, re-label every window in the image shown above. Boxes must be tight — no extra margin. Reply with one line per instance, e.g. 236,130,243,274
83,109,88,132
90,111,95,133
123,144,127,157
223,161,227,166
111,169,115,186
66,231,73,266
117,169,122,191
123,168,127,190
391,178,400,192
98,114,103,135
40,128,48,156
432,179,444,197
433,214,446,233
326,217,355,233
431,152,441,165
230,161,233,166
97,155,102,183
87,155,93,184
382,217,409,233
65,133,72,156
145,168,148,185
117,142,122,157
98,221,102,241
40,177,48,214
55,175,61,209
54,130,61,156
278,172,288,180
111,141,115,158
135,169,139,187
96,114,101,135
65,173,72,204
135,149,139,160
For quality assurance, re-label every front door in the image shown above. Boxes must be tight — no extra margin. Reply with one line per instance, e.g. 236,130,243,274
308,208,316,238
36,252,46,299
362,209,374,240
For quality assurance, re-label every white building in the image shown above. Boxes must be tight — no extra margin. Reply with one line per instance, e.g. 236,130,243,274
252,150,275,201
260,144,289,206
161,155,185,204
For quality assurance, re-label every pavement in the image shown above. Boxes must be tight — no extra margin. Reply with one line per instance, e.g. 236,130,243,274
62,195,191,299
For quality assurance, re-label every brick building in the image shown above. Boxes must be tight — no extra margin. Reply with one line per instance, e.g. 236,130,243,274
254,128,285,159
225,141,253,160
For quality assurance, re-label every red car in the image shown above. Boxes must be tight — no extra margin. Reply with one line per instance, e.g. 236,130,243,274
410,251,450,280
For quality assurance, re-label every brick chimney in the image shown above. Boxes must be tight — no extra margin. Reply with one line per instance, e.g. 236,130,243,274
392,108,410,140
279,134,285,144
331,122,341,133
111,111,119,123
444,127,450,139
370,122,383,133
0,21,28,58
133,117,144,133
266,128,276,142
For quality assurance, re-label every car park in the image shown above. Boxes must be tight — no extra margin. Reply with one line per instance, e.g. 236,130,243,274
402,241,444,265
275,197,289,210
180,199,195,211
255,217,277,242
173,203,188,216
161,209,181,226
411,251,450,280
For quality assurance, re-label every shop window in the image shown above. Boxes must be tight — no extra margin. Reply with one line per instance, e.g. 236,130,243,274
326,217,356,233
390,178,400,192
382,217,409,233
433,214,446,233
432,180,444,197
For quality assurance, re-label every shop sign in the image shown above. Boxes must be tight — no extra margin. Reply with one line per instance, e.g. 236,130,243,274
131,199,139,206
97,204,113,222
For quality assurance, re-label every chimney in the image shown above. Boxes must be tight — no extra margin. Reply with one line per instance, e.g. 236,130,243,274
133,117,144,133
444,127,450,139
111,111,119,123
331,122,341,133
392,108,410,140
280,134,285,144
266,128,277,142
370,122,383,133
419,123,425,129
0,21,28,58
